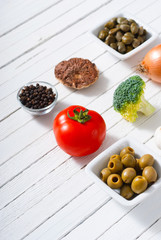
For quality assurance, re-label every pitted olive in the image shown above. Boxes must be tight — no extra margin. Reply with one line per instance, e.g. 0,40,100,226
104,21,115,29
132,38,140,48
126,45,133,53
120,24,130,32
110,42,117,50
98,30,108,40
131,176,148,194
120,146,135,158
142,166,157,183
121,153,136,168
130,23,139,34
116,31,123,42
117,42,126,53
107,174,123,189
108,155,123,173
100,168,111,182
121,168,136,183
110,154,121,161
105,35,116,45
122,32,134,45
139,154,154,169
120,184,134,199
135,158,141,173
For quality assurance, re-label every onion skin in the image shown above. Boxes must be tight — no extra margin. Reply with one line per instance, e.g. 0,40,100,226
139,44,161,83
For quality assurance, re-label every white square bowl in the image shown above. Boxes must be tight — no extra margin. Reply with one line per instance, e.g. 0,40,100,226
85,137,161,206
88,12,158,60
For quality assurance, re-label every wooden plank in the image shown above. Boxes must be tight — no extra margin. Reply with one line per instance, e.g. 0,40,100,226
97,189,161,240
0,170,93,240
138,218,161,239
25,185,110,240
0,0,85,52
0,0,63,36
136,0,161,23
0,0,108,68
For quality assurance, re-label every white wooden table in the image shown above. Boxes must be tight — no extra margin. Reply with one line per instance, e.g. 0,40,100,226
0,0,161,239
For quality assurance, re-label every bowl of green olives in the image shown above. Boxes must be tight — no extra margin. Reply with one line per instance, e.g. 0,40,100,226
89,12,157,60
85,137,161,206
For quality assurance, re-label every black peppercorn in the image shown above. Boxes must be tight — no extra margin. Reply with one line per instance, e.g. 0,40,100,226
19,83,56,109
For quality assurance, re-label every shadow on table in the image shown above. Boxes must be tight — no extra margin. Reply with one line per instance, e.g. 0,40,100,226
129,186,161,235
33,100,69,129
72,134,118,167
123,38,160,71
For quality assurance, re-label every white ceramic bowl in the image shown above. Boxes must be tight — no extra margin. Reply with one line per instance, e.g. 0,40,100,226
17,81,58,115
85,137,161,206
89,12,158,60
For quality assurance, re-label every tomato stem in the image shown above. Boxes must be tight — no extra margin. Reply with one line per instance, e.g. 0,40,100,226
67,107,91,123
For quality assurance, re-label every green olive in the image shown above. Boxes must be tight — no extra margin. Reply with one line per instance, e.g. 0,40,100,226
117,17,126,24
110,154,121,161
128,19,136,25
142,166,157,183
126,45,133,53
120,24,130,32
135,158,141,173
109,28,119,35
115,31,123,42
108,155,123,173
105,35,116,45
122,32,134,45
138,26,144,36
137,35,145,44
104,21,115,29
100,168,111,182
104,27,109,34
117,42,126,54
120,184,134,199
121,19,129,25
130,23,139,34
110,42,117,50
111,17,117,24
98,30,108,40
139,154,154,169
132,38,140,48
121,168,136,183
121,154,136,168
120,146,135,158
131,176,148,194
107,174,123,189
116,24,120,29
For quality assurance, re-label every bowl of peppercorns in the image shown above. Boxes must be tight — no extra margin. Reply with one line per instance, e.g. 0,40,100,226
17,81,58,115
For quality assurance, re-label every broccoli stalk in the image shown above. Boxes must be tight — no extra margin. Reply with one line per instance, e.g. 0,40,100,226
113,75,155,123
139,95,155,116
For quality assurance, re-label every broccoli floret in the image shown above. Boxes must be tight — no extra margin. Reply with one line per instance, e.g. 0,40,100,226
113,75,155,122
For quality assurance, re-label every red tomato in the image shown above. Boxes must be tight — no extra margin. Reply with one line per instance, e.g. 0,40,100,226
53,105,106,156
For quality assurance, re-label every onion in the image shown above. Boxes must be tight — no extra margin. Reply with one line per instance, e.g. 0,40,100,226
138,44,161,83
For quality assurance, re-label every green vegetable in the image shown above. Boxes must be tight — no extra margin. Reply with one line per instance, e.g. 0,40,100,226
113,75,155,122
